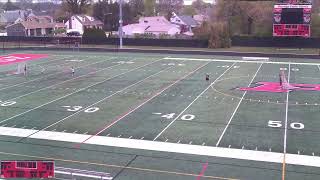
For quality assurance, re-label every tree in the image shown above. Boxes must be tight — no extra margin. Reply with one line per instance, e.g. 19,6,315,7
62,0,91,14
3,0,20,11
192,0,210,13
156,0,183,19
129,0,144,18
144,0,155,16
182,6,197,16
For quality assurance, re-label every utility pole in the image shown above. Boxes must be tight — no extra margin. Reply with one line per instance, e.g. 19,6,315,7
119,0,123,49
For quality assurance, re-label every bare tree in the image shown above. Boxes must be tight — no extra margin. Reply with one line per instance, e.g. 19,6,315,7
63,0,92,14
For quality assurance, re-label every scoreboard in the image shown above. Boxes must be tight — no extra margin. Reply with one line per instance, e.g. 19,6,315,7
0,160,54,178
273,4,312,37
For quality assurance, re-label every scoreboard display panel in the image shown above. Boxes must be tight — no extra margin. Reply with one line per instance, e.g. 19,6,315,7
273,4,312,37
0,160,54,178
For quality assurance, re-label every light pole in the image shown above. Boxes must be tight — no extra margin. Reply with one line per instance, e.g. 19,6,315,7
119,0,123,49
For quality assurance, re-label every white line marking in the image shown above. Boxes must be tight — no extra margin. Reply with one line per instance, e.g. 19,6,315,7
0,59,164,124
152,113,162,115
283,64,291,164
164,57,320,66
242,57,269,61
1,126,320,168
153,62,236,140
216,63,263,146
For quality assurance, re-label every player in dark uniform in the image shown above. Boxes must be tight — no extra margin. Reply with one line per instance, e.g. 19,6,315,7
205,73,209,81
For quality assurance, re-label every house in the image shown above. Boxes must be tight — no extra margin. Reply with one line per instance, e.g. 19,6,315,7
170,12,199,34
6,15,66,36
122,16,180,37
64,15,103,35
0,9,34,26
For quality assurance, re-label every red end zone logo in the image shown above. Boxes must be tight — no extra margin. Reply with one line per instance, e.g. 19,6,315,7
239,82,320,93
0,54,48,65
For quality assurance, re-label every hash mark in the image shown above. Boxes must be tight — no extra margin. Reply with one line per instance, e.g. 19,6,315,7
189,141,192,144
141,137,144,140
177,140,181,143
129,136,132,139
202,142,206,146
228,145,231,148
106,133,110,136
165,139,169,142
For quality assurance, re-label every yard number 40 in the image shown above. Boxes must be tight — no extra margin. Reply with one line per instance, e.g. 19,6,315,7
268,120,304,129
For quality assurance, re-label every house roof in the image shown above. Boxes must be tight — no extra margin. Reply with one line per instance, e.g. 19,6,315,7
139,16,171,25
178,15,198,26
73,15,103,26
123,23,179,33
6,15,63,29
3,10,26,23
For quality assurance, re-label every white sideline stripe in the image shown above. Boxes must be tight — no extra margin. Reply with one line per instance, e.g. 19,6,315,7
242,57,269,61
55,171,112,180
0,58,163,124
0,57,115,92
216,63,263,146
153,62,237,140
0,126,319,168
164,57,320,66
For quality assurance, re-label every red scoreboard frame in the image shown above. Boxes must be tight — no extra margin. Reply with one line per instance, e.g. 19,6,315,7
0,160,54,178
273,4,312,37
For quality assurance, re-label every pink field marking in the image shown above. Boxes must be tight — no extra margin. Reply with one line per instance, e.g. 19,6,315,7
74,62,210,148
0,54,48,66
239,82,320,93
196,162,209,180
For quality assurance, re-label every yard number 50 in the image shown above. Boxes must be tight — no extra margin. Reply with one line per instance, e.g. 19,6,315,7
268,120,304,130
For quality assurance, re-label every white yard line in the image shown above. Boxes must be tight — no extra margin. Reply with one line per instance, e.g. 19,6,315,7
216,63,263,146
282,64,291,180
283,64,291,155
164,57,320,66
26,63,177,137
0,58,164,124
0,57,115,92
0,126,320,168
153,62,236,140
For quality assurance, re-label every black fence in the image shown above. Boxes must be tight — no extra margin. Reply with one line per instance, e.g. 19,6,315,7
231,36,320,48
1,36,320,49
0,36,208,48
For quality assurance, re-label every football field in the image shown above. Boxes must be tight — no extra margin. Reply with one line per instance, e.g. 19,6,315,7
0,50,320,179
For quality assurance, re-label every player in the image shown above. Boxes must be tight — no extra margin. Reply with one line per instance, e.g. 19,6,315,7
71,67,75,76
205,73,209,81
24,64,27,76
